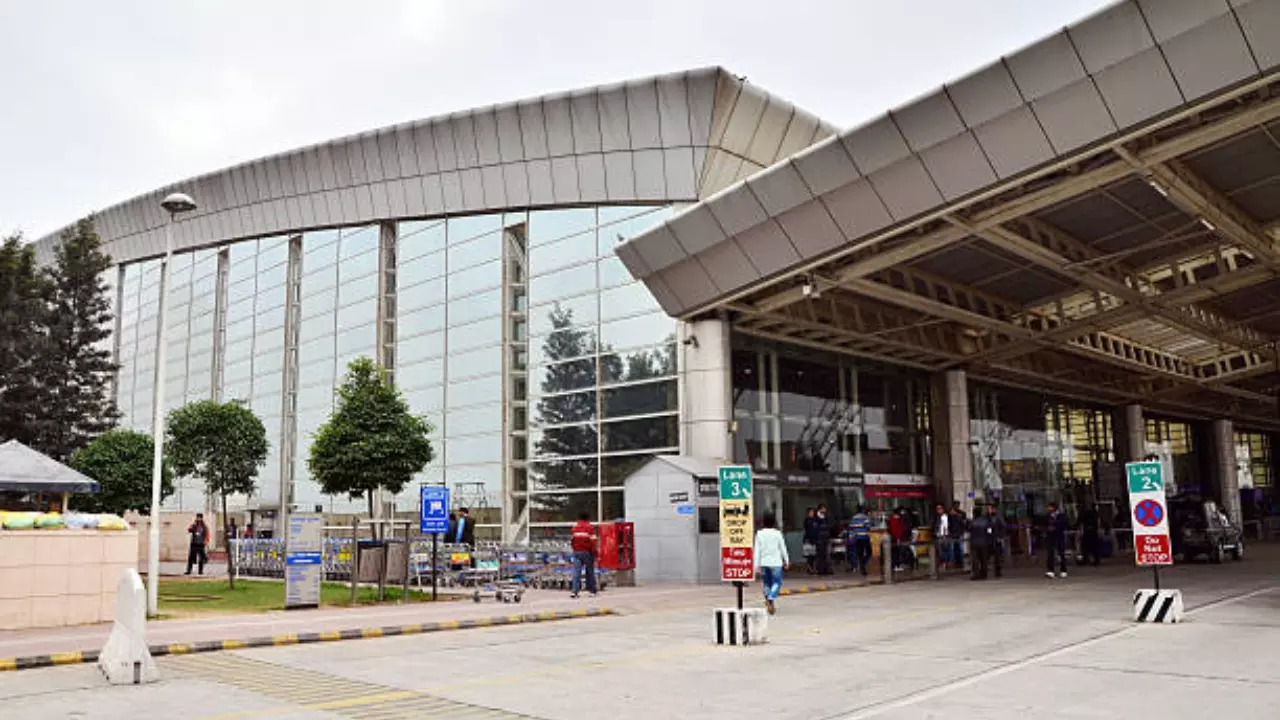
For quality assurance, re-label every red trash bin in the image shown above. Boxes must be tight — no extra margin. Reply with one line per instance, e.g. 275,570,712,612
598,521,635,571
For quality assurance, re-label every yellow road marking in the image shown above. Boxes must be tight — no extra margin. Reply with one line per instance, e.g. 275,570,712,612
0,658,17,672
318,631,342,642
49,652,83,665
221,639,248,650
360,627,384,639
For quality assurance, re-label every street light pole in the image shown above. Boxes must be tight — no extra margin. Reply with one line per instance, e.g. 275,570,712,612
147,192,197,617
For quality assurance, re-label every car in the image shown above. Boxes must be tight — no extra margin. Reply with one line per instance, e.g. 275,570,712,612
1168,495,1243,564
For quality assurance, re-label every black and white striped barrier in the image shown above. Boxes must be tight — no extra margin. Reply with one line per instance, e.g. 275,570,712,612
713,608,768,645
1133,589,1183,623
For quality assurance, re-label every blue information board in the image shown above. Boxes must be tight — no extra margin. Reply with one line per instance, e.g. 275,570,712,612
420,485,450,534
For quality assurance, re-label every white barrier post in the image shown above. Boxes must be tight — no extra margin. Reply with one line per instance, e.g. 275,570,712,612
1133,588,1184,623
98,568,158,685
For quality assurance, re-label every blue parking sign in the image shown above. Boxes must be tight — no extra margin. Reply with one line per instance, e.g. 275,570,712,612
420,485,450,534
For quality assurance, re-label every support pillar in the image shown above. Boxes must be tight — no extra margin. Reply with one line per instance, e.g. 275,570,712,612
1114,404,1145,465
1211,419,1242,527
931,369,973,514
680,318,732,461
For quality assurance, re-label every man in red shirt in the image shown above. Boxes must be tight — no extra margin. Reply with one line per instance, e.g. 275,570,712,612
570,511,598,598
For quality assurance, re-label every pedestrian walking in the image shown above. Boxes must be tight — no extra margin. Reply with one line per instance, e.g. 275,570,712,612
569,511,598,598
754,512,789,615
949,504,968,570
1079,504,1102,567
812,505,833,575
802,507,818,574
933,503,951,570
1046,502,1069,578
968,507,992,581
847,506,873,575
987,504,1006,579
185,513,209,575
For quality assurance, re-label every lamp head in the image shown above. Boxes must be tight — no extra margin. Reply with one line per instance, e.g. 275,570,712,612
161,192,197,215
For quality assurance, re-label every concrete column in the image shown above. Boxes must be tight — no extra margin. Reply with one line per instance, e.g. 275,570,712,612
931,369,973,514
1211,419,1242,526
1113,404,1145,464
680,318,732,461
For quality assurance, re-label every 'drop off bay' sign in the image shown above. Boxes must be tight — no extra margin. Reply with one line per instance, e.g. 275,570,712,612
718,465,754,582
1126,461,1172,567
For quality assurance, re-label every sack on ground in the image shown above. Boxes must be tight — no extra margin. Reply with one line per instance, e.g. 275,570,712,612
35,512,65,529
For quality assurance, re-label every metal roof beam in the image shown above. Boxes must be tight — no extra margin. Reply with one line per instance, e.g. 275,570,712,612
743,88,1280,317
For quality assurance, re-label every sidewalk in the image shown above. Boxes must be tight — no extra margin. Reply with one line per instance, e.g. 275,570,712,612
0,578,862,665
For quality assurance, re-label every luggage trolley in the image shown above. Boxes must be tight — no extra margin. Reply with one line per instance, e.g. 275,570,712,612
465,542,524,603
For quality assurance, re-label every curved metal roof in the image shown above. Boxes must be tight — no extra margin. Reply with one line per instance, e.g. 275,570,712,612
619,0,1280,428
35,67,836,265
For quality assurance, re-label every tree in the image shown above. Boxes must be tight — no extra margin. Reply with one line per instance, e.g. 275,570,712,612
70,429,174,515
166,400,269,587
0,234,48,447
309,357,435,525
32,218,118,461
532,305,599,517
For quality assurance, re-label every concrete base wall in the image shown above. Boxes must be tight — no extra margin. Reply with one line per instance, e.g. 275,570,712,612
0,529,138,630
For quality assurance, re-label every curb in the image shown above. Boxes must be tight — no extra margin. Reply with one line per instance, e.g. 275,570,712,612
777,581,863,597
0,607,613,673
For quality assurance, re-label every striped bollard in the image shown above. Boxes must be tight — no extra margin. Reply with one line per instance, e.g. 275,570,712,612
713,608,768,645
1133,589,1183,623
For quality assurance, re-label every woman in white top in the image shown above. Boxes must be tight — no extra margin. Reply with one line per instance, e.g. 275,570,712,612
754,512,790,615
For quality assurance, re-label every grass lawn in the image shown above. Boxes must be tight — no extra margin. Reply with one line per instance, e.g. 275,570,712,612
157,578,439,615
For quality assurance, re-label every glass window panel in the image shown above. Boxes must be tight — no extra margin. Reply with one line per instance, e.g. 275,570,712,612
399,330,445,361
600,345,676,384
448,232,501,271
228,276,256,304
302,269,338,299
227,316,255,342
598,206,673,246
225,337,253,361
598,256,633,289
530,326,597,366
599,283,661,321
298,333,334,360
447,316,501,353
530,358,598,396
336,326,375,356
530,294,597,337
299,313,335,342
600,312,675,353
445,434,502,465
339,226,378,257
254,327,286,355
448,214,503,244
254,307,285,334
190,309,216,336
255,283,287,312
532,389,597,425
447,374,502,409
398,252,447,289
398,221,446,259
336,296,376,332
448,289,501,327
528,208,596,246
398,356,444,390
531,423,598,459
602,454,662,488
529,232,596,277
298,360,334,389
448,261,501,299
399,304,445,337
601,415,677,452
257,241,289,271
225,359,253,384
442,464,503,507
228,241,257,264
602,489,625,522
340,250,378,282
530,455,599,492
404,385,444,414
447,346,502,380
601,380,677,418
446,403,502,438
529,491,599,524
399,274,450,311
529,263,595,305
598,204,668,226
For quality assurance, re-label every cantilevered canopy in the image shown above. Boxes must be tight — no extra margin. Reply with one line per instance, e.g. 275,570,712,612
0,440,100,494
618,0,1280,429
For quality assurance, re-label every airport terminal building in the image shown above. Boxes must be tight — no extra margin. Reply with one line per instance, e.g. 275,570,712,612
36,1,1280,545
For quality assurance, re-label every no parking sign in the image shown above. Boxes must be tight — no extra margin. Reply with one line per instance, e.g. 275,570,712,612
1126,461,1172,566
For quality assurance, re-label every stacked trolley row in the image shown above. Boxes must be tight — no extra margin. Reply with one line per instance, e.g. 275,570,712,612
407,540,612,597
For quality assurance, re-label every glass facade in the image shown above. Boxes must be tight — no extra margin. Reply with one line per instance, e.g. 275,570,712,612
116,203,675,537
1235,430,1274,520
1144,416,1198,494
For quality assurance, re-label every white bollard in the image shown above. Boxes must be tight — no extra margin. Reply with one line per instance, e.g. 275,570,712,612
713,608,768,645
98,569,159,685
1133,589,1183,623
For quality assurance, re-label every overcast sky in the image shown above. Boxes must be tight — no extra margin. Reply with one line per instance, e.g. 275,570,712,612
0,0,1114,240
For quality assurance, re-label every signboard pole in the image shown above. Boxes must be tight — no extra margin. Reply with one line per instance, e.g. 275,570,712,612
735,581,743,610
420,484,450,604
431,533,439,601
